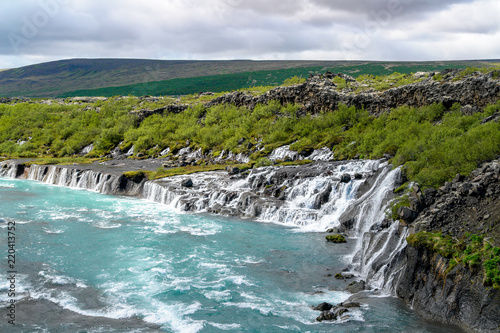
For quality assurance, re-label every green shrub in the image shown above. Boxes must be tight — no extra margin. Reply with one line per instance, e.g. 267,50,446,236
333,77,347,89
407,232,500,289
282,76,306,86
254,157,272,168
433,73,443,81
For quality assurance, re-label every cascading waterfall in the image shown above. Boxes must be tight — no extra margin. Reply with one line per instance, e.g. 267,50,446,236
16,163,124,195
0,159,408,295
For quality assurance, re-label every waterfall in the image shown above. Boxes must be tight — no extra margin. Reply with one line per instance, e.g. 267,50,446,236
0,162,18,178
0,159,408,294
268,145,334,162
15,164,124,195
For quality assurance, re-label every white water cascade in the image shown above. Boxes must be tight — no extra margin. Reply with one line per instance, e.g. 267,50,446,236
0,158,407,294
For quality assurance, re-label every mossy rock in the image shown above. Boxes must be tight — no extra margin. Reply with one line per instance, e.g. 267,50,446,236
326,234,347,243
123,170,150,182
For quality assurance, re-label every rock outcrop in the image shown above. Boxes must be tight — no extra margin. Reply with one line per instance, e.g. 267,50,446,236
397,245,500,333
395,160,500,332
409,160,500,246
205,70,500,116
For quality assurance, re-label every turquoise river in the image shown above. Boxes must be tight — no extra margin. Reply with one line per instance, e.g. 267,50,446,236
0,177,462,332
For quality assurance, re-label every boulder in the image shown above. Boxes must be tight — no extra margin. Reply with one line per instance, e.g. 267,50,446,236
325,234,347,243
226,166,240,175
181,178,193,188
313,302,333,311
345,280,366,293
340,174,351,183
398,206,418,222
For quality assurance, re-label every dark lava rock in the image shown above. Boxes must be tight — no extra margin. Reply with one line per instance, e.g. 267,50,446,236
226,166,240,175
313,302,333,311
345,280,366,293
181,178,193,188
341,301,361,308
397,206,418,222
316,310,336,322
313,184,332,209
340,173,351,183
299,147,314,157
315,304,350,322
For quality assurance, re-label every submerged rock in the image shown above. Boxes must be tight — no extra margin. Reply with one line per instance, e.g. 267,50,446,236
314,303,352,322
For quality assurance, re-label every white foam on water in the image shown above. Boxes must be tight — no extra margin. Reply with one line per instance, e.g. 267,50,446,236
42,227,65,234
30,288,139,320
203,290,232,302
92,221,122,229
143,300,205,333
179,225,220,236
236,256,265,264
218,275,254,286
274,324,302,331
208,322,242,330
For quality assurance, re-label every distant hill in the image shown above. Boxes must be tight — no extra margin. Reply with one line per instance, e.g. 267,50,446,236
0,58,498,98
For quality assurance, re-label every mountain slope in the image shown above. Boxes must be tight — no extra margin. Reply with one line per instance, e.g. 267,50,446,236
0,58,498,98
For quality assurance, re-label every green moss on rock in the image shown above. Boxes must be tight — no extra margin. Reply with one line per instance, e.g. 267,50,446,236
326,234,347,243
407,232,500,289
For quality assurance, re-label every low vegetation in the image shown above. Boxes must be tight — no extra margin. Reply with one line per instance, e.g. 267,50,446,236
407,232,500,289
1,68,499,189
148,163,251,180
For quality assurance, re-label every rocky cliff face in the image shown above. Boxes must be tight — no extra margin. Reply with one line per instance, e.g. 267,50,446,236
404,160,500,246
205,70,500,116
397,245,500,333
395,160,500,332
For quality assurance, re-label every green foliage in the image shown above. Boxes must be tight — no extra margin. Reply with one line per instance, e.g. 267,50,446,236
389,195,410,220
148,164,250,179
325,234,347,243
2,72,500,192
407,232,500,289
283,76,306,86
354,72,422,92
456,67,494,79
338,102,500,187
433,73,443,81
123,170,151,182
22,157,100,166
254,157,272,168
333,77,348,89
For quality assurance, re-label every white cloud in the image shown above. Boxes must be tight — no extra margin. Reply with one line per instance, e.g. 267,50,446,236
0,0,498,69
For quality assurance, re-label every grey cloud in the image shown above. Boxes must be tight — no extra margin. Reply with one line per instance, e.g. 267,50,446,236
309,0,476,15
0,0,498,68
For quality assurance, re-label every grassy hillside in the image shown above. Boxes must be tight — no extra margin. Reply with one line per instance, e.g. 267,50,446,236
59,62,470,98
1,68,500,189
0,59,348,97
1,58,498,98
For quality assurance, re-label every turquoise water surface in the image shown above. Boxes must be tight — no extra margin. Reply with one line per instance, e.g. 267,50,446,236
0,178,462,332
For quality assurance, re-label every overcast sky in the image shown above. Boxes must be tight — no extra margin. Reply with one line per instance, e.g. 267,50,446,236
0,0,499,69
